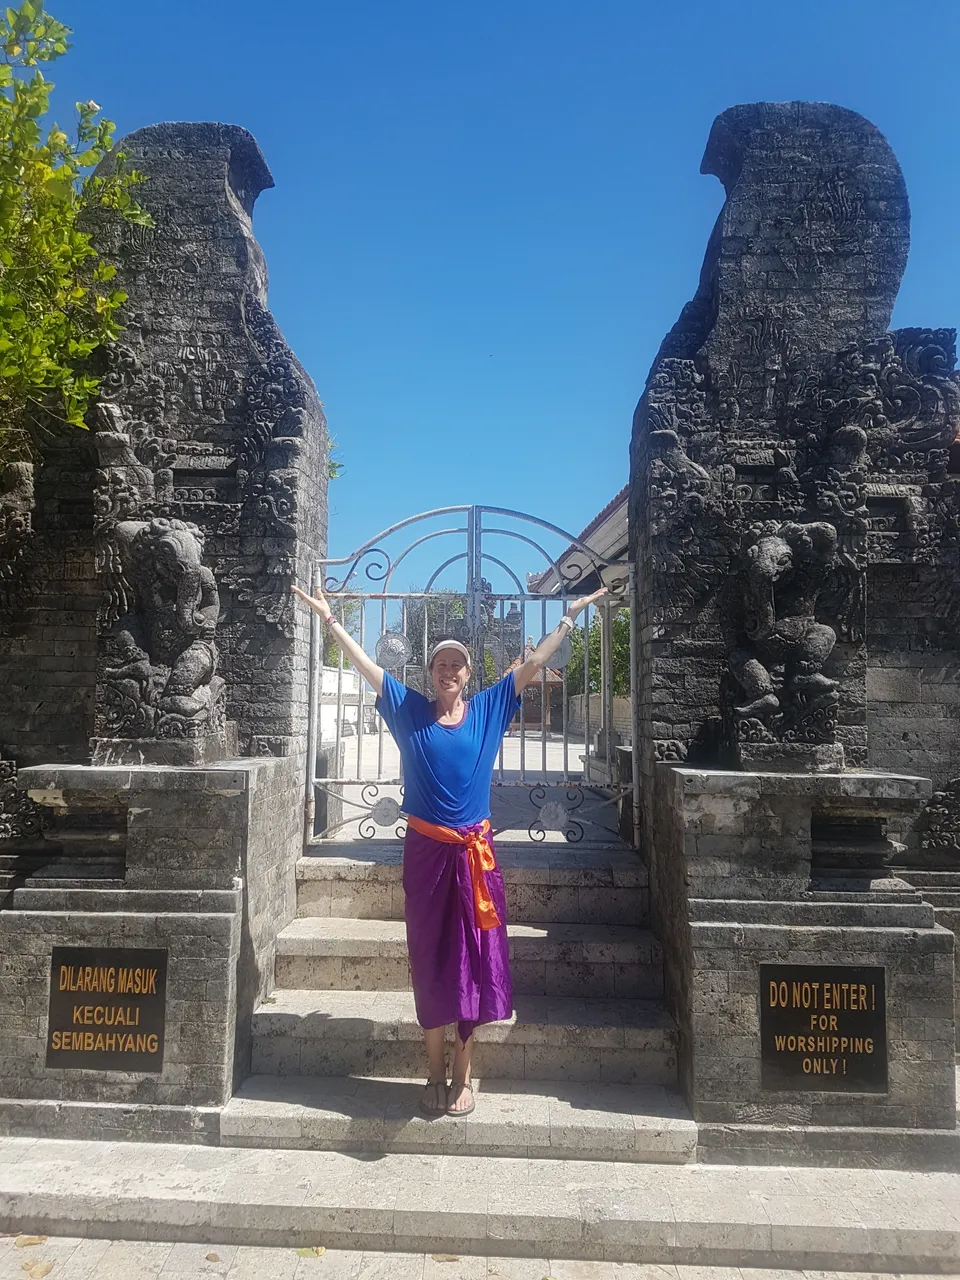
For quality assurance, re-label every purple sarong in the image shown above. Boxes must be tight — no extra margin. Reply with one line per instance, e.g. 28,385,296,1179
402,822,513,1044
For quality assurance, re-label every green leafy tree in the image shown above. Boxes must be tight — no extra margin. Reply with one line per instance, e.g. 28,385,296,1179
481,648,497,688
323,596,361,666
0,1,150,466
566,607,631,697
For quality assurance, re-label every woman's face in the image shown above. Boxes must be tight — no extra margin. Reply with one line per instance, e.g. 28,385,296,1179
430,648,471,699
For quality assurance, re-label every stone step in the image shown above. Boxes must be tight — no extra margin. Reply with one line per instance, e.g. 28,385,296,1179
895,869,960,887
0,854,124,878
0,1136,957,1269
297,843,647,926
274,917,663,998
252,990,676,1084
921,891,960,908
221,1074,697,1163
13,877,126,891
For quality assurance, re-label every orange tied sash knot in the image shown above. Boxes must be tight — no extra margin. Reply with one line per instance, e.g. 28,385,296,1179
406,815,501,931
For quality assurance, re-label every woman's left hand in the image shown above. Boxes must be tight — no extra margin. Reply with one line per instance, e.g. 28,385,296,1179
567,587,608,617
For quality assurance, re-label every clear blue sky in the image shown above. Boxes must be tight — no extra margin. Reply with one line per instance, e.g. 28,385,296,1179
53,0,960,574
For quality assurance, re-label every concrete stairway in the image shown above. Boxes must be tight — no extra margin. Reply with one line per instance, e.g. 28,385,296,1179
225,839,696,1162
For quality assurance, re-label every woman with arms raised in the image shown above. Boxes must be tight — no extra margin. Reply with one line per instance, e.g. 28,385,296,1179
293,582,607,1116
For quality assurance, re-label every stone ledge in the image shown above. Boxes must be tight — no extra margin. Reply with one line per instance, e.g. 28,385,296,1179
0,1137,957,1268
18,756,293,802
9,887,242,914
688,897,935,928
0,1098,221,1145
664,766,932,802
697,1120,960,1172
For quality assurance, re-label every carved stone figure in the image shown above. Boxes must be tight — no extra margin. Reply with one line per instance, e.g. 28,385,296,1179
0,754,42,843
0,460,34,595
729,521,840,736
96,517,225,753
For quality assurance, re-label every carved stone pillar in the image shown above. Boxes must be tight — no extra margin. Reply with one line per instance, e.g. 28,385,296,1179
630,102,915,792
84,122,329,763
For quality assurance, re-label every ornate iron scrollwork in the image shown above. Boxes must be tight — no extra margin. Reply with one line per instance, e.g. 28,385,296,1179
528,785,585,843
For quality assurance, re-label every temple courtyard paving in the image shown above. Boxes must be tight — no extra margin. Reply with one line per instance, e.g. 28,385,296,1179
0,1240,958,1280
0,1136,958,1278
1,1243,959,1280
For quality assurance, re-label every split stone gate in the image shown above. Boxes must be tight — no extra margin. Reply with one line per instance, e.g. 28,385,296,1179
0,104,956,1169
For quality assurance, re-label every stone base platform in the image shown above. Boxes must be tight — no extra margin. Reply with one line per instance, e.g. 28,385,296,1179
0,1136,957,1271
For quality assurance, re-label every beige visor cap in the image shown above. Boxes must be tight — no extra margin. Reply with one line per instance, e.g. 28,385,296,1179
427,640,472,666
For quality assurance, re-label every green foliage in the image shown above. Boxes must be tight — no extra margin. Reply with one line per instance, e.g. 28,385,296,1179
481,648,497,687
323,596,360,666
0,1,151,465
565,607,631,697
327,433,343,480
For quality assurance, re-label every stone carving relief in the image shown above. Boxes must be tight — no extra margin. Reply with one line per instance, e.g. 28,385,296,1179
918,778,960,860
0,755,43,842
0,460,34,599
728,521,842,746
97,516,224,742
93,391,225,747
807,331,959,484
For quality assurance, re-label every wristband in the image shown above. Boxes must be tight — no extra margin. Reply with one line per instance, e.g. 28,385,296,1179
323,614,338,629
558,615,575,631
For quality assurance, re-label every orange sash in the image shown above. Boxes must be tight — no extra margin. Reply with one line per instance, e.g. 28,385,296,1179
406,815,501,931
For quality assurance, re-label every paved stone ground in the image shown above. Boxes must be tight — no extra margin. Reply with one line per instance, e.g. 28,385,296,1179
0,1237,956,1280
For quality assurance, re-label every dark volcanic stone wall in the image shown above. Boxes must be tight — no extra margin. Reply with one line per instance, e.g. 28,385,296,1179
867,566,960,789
0,434,99,768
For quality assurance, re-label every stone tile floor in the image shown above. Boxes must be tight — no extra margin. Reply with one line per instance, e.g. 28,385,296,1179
0,1237,955,1280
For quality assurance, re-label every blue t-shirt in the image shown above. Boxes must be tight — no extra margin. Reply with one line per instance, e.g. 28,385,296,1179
375,671,521,827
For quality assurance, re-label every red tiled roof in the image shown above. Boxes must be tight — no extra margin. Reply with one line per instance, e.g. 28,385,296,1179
528,484,628,592
502,646,563,682
574,483,629,544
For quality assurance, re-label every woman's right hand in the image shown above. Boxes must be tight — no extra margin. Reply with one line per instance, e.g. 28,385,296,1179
292,584,332,622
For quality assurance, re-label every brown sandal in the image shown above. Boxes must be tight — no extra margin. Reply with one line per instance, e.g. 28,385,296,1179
446,1080,475,1116
419,1080,448,1116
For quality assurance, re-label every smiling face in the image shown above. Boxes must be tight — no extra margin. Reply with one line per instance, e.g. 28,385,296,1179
430,647,471,700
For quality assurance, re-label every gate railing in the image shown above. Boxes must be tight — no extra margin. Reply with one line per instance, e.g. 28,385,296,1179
304,506,638,848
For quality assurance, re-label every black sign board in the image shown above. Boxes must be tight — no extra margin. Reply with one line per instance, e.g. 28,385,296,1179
760,963,887,1093
46,946,167,1072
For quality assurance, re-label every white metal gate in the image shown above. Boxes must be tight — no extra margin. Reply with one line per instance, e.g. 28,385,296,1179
304,505,637,847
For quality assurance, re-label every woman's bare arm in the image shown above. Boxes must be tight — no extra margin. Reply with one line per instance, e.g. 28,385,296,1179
513,587,609,695
292,585,385,696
